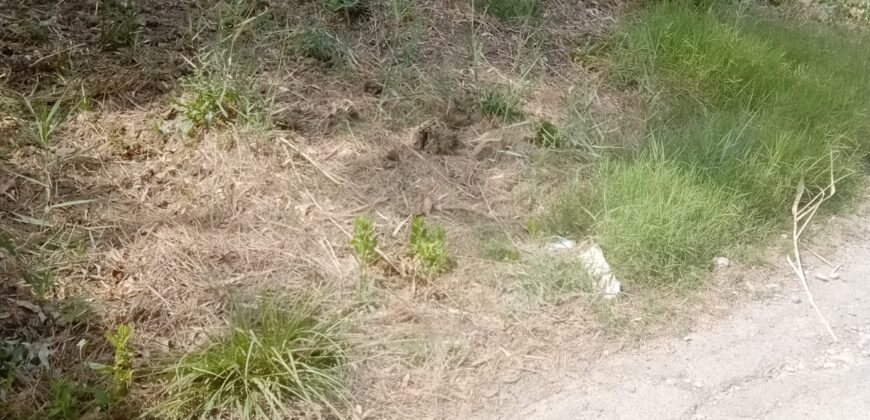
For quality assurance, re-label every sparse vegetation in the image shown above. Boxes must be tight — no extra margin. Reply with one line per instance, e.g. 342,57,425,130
351,215,379,266
174,50,257,131
410,216,450,277
477,86,523,122
155,300,346,419
478,228,520,262
294,26,345,64
478,0,539,21
518,257,594,304
321,0,362,14
89,324,134,402
99,0,139,50
533,119,561,148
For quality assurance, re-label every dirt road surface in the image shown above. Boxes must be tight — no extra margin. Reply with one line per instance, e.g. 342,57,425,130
479,205,870,420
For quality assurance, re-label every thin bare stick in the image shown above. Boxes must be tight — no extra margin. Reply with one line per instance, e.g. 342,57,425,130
804,246,835,269
788,170,838,342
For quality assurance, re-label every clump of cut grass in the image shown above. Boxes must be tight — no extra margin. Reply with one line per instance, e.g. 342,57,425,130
350,215,378,266
409,216,450,277
294,26,345,64
155,299,346,420
477,87,523,122
99,0,138,51
478,0,538,21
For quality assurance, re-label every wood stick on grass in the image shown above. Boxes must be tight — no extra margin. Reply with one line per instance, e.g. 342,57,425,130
787,162,838,342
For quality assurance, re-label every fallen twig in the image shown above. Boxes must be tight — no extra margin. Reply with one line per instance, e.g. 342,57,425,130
787,158,838,342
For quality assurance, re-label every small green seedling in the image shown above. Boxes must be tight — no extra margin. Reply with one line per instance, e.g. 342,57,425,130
350,216,379,266
410,216,450,277
89,324,133,401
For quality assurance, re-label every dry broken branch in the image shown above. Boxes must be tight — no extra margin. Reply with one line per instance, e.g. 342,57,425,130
787,156,838,342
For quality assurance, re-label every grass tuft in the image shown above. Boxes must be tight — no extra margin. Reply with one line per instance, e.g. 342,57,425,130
294,26,345,64
99,0,139,51
477,87,523,122
155,299,346,420
593,157,744,285
174,49,258,131
478,0,538,21
532,119,561,148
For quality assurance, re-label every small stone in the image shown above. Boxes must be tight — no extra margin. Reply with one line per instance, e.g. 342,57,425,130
713,256,730,269
693,381,704,389
783,365,795,373
766,283,781,292
823,361,837,369
791,295,802,304
666,378,678,386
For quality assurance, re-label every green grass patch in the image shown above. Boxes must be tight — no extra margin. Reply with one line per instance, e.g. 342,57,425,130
155,299,346,419
593,157,745,285
542,2,870,285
